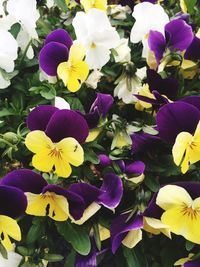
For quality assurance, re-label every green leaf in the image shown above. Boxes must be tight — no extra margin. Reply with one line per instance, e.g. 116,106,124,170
54,0,68,12
26,221,45,244
66,96,85,113
0,108,15,117
0,243,8,259
9,23,21,38
184,0,197,13
185,240,195,251
56,221,91,255
123,247,147,267
84,148,100,164
43,253,64,262
144,174,160,192
64,250,76,267
40,86,56,100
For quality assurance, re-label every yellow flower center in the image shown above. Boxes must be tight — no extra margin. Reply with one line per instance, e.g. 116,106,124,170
90,42,96,49
181,203,200,220
48,146,62,159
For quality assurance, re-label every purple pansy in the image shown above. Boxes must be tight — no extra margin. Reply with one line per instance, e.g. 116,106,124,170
81,93,114,129
148,19,193,64
185,36,200,61
27,105,89,143
111,213,143,253
185,259,200,267
131,132,160,154
1,169,85,220
39,29,73,76
0,185,27,219
134,69,179,105
156,100,200,144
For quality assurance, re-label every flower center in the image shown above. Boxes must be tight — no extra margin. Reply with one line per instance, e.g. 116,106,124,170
90,42,96,49
48,147,62,159
181,204,199,220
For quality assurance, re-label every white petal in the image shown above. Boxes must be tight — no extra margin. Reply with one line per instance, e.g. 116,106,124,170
54,97,70,110
0,251,22,267
93,29,120,49
86,45,111,69
0,72,10,89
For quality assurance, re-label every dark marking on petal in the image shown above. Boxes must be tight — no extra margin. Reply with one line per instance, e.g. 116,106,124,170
52,210,56,217
45,203,50,216
1,232,4,241
74,144,78,152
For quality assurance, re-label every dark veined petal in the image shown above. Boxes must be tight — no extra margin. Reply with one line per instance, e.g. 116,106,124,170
184,36,200,61
165,19,193,51
42,184,85,220
156,102,200,143
0,185,27,218
147,69,179,99
1,169,47,194
27,105,59,131
111,214,143,254
98,173,123,209
148,30,166,64
90,93,114,118
125,161,145,175
44,29,73,48
45,109,89,143
39,42,69,76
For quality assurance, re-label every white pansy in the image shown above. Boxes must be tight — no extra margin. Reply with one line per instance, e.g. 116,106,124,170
114,38,131,63
130,2,169,58
114,66,146,104
109,4,131,20
0,251,22,267
73,8,120,69
85,70,103,89
46,0,54,8
39,70,57,84
54,97,70,110
6,0,39,58
0,72,11,89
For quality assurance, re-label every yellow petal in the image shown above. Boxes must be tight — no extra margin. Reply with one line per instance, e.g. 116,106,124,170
67,74,81,92
26,192,69,221
32,150,55,173
69,43,86,63
0,215,21,250
161,206,200,244
80,0,107,12
86,128,102,142
25,130,53,153
57,137,84,167
144,217,171,238
73,61,89,81
99,225,110,241
54,157,72,178
172,132,193,166
156,185,192,211
57,62,69,86
122,229,142,249
71,202,101,225
180,149,190,174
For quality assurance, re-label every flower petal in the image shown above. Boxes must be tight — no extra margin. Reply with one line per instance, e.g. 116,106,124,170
44,28,73,48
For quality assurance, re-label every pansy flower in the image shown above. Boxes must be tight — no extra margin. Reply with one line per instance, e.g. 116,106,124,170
69,173,123,225
1,169,85,222
39,29,89,92
156,99,200,173
175,254,200,267
0,185,27,250
148,19,194,65
25,105,89,178
185,36,200,61
80,93,113,142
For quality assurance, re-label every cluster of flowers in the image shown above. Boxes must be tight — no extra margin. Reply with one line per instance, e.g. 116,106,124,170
0,0,200,266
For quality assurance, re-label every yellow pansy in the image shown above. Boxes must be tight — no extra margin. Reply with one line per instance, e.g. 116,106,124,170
172,121,200,173
57,43,89,92
25,130,84,178
26,191,69,221
0,215,21,250
157,185,200,244
80,0,107,12
135,84,154,111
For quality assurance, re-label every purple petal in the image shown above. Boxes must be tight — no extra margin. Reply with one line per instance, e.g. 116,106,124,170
165,19,193,51
125,161,145,175
90,93,114,118
68,183,102,208
116,160,126,172
75,238,97,267
131,132,160,154
148,30,166,64
43,184,85,220
180,96,200,111
134,94,159,105
174,12,190,23
111,214,143,254
156,102,200,143
39,42,69,76
81,107,100,129
44,29,73,48
185,259,200,267
27,105,59,131
98,173,123,209
147,69,179,99
185,36,200,61
1,169,47,194
98,154,112,167
45,109,89,143
0,185,27,218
